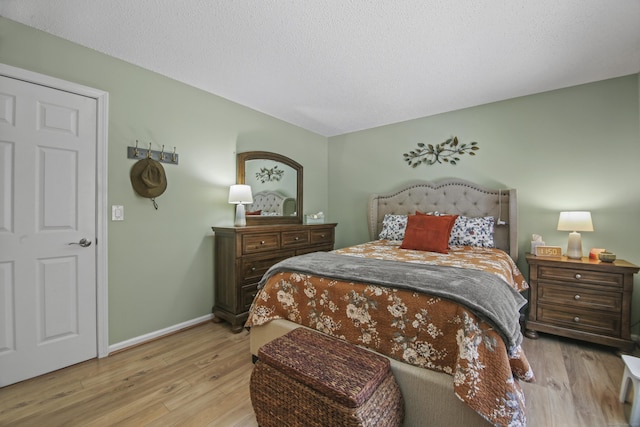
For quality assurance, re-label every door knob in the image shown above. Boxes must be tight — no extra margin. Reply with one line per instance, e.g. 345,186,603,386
69,238,92,247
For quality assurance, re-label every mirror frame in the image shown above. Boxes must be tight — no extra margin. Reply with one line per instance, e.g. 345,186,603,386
237,151,303,225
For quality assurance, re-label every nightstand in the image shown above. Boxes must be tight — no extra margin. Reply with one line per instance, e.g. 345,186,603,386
525,253,639,352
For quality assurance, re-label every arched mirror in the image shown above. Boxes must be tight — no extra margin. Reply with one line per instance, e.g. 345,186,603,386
237,151,303,225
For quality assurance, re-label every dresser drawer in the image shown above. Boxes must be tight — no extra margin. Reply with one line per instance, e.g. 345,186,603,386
310,228,334,245
538,283,622,313
241,252,295,283
242,233,280,254
537,305,620,336
241,283,259,311
282,230,310,247
296,245,333,256
538,266,623,288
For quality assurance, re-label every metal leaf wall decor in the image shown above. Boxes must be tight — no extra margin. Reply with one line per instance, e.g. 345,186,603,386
255,165,284,183
403,136,479,167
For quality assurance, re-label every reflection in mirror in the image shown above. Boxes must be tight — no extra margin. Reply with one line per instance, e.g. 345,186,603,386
237,151,303,225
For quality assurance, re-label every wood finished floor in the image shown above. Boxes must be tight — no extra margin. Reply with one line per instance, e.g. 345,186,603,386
0,321,635,427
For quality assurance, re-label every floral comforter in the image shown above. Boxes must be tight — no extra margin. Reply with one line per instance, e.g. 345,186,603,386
246,240,535,427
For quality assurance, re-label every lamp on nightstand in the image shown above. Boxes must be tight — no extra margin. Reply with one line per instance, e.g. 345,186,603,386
228,184,253,226
557,211,593,259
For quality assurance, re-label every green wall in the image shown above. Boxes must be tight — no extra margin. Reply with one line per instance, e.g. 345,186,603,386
3,15,640,341
328,74,640,331
0,17,329,344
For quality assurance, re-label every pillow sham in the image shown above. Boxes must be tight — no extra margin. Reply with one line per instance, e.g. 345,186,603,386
378,214,408,240
449,215,495,248
400,214,458,253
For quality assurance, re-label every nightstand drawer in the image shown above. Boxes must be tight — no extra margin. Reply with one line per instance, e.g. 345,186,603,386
282,230,310,247
538,266,623,288
537,305,620,336
242,233,280,254
538,283,621,313
310,228,334,245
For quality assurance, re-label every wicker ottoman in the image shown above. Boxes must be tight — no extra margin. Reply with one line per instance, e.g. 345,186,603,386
250,328,404,427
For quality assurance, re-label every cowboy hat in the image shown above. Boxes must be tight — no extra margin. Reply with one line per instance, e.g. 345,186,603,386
130,158,167,198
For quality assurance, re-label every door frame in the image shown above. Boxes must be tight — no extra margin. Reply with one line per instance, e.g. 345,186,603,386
0,63,110,358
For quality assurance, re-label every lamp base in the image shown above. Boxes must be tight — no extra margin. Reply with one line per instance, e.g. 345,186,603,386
565,231,583,259
234,204,246,227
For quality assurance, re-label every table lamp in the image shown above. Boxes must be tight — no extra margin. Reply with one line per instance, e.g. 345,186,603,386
228,184,253,226
557,211,593,259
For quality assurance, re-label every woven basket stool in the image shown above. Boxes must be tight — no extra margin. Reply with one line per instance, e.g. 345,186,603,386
250,328,404,427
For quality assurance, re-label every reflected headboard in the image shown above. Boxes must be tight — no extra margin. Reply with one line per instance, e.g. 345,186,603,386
247,190,296,216
368,178,518,261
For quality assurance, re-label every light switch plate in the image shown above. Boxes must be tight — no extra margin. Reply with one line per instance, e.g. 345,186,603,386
112,205,124,221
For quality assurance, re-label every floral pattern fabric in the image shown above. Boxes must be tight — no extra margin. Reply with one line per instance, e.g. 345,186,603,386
449,215,495,248
246,241,534,426
378,214,408,240
378,213,497,248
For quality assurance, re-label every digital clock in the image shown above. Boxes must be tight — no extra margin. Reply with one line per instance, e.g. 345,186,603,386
534,245,563,257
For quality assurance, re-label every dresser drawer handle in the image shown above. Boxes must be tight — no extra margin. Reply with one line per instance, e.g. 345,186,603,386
294,236,299,241
573,316,580,323
574,273,582,280
320,234,326,238
260,240,265,245
251,267,256,272
574,294,581,301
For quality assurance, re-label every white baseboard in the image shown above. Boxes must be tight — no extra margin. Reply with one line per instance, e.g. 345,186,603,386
107,313,214,355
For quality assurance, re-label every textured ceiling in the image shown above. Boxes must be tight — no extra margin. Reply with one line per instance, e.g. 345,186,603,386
2,0,639,136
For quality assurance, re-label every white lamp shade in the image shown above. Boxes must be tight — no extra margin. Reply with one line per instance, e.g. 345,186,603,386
557,211,593,259
228,184,253,204
557,211,593,232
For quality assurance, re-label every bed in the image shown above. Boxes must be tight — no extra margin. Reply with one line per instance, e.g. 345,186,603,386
246,178,534,427
246,190,296,216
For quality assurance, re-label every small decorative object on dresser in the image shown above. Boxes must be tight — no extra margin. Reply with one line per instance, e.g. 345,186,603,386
525,253,639,351
211,223,337,332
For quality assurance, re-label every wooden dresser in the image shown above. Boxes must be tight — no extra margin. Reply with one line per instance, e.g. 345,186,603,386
212,223,337,332
525,253,639,351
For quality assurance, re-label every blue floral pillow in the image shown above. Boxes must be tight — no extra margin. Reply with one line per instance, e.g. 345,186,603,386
449,216,495,248
378,214,408,240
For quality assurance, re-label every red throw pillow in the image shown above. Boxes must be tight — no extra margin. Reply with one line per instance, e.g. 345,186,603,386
415,211,458,237
400,214,458,253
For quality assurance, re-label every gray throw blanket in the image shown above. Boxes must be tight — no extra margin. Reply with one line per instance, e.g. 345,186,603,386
258,251,526,348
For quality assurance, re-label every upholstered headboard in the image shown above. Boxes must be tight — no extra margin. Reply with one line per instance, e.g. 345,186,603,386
368,179,518,261
247,191,296,216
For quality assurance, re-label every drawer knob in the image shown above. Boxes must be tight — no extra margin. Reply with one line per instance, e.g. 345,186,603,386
574,294,581,301
251,267,256,272
573,316,580,323
294,237,299,241
320,234,326,238
260,241,265,245
574,273,582,280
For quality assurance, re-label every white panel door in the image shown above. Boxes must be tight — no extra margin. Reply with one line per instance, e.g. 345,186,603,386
0,75,97,386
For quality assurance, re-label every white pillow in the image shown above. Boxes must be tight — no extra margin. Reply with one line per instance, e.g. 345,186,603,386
449,216,495,248
378,214,408,240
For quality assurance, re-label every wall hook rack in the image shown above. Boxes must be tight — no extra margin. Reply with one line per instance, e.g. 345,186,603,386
127,140,179,165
